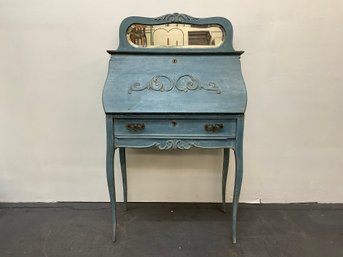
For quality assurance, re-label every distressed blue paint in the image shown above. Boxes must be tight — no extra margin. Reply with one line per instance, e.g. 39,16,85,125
222,148,230,213
105,116,116,242
232,115,244,244
119,148,128,211
102,13,247,244
114,118,237,138
114,137,237,149
103,55,247,114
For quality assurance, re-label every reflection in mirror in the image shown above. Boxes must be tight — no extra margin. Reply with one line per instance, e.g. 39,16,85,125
127,23,224,48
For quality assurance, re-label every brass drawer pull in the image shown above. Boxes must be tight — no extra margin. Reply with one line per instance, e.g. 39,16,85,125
127,123,145,132
204,123,224,132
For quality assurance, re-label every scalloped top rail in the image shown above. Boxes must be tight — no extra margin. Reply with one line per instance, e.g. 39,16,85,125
112,13,241,54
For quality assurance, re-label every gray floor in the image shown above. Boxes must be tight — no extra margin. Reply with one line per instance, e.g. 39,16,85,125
0,203,342,257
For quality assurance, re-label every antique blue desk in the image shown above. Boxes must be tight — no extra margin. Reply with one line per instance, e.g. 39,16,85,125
102,13,247,243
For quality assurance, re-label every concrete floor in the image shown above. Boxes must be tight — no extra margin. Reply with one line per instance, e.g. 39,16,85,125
0,203,342,257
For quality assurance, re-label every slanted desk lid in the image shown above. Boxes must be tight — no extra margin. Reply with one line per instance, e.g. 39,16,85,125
103,13,247,114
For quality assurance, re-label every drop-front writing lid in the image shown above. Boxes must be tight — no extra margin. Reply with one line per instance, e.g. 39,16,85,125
103,54,247,114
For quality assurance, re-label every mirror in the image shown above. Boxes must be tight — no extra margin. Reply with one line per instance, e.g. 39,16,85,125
127,23,224,48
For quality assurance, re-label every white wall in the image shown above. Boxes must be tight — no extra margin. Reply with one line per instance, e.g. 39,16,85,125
1,0,342,203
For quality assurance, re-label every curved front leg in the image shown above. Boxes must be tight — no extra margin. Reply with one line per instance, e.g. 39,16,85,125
222,148,230,212
232,116,244,244
106,116,116,242
232,146,243,244
119,148,128,211
232,115,244,244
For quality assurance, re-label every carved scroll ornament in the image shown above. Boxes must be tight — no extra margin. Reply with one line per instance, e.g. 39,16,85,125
155,139,195,150
128,75,221,94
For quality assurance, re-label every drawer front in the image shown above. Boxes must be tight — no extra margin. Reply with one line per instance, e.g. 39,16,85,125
114,119,237,139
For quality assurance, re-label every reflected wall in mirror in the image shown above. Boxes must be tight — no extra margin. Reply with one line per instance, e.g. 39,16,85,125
127,23,224,48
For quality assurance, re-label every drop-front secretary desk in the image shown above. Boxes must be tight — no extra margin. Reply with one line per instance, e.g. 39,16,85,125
102,13,247,243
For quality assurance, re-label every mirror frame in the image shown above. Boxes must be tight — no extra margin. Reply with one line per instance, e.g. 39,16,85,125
111,13,242,54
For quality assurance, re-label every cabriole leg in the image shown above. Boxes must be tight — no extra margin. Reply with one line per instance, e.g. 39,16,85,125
119,148,128,211
222,148,230,212
232,146,243,244
106,116,116,242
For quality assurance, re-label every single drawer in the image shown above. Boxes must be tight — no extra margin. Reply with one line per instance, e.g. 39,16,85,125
114,119,237,139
